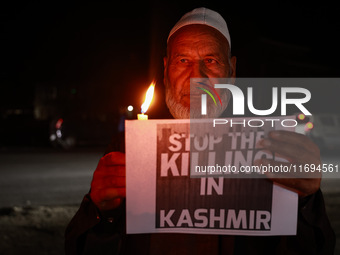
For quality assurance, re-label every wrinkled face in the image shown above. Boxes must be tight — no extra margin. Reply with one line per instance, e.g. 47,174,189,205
164,24,236,119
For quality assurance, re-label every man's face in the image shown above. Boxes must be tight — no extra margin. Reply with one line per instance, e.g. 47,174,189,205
164,24,236,119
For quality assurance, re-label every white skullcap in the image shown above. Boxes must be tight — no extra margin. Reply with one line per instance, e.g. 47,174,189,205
167,7,231,48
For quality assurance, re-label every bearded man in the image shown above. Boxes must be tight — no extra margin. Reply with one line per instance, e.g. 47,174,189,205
65,8,335,255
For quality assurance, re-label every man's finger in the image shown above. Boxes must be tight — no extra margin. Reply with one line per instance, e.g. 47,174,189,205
101,152,126,166
269,131,319,154
96,187,126,201
98,198,123,211
255,158,321,179
255,158,321,197
260,138,319,164
91,176,125,189
94,165,126,176
265,175,321,197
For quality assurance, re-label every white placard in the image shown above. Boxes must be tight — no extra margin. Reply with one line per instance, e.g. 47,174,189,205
126,118,298,235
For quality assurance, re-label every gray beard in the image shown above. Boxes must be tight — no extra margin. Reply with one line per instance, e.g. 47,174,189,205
165,90,191,119
165,84,229,119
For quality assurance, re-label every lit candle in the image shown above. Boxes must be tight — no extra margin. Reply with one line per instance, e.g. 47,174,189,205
137,82,155,120
137,113,148,120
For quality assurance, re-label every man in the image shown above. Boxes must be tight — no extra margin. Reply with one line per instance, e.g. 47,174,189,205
65,8,335,254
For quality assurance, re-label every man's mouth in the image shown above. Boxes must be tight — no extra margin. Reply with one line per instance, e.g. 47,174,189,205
182,93,202,98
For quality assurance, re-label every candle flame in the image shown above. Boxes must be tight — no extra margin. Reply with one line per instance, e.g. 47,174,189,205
141,82,155,113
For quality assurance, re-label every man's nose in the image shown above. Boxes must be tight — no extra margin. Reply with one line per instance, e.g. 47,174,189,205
190,61,208,78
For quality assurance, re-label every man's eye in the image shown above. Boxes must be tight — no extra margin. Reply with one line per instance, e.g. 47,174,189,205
205,58,217,64
179,59,189,63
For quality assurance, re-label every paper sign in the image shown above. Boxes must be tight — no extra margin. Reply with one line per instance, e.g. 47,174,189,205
125,118,298,235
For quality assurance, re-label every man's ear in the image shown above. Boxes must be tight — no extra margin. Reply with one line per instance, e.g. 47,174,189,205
163,56,168,85
163,56,168,70
230,56,237,78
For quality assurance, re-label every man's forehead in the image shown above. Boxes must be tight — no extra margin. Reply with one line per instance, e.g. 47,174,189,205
168,26,229,57
167,25,230,53
170,45,225,57
169,24,227,43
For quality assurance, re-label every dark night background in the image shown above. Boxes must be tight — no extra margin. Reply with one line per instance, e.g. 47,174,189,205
1,1,340,147
1,2,340,254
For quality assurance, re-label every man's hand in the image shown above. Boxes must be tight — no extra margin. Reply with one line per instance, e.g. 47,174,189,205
255,130,321,197
90,152,126,212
